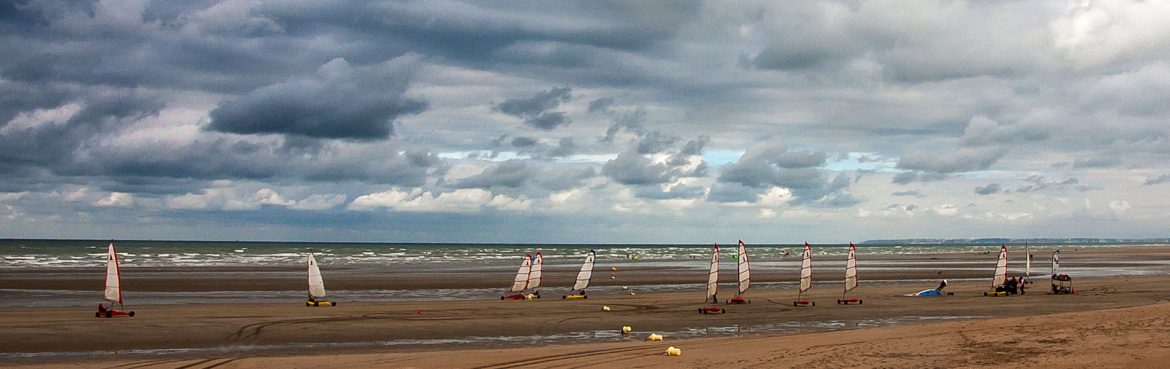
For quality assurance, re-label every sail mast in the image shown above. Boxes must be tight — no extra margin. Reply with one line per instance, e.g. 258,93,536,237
992,244,1008,288
307,250,327,298
706,243,719,301
104,242,122,306
572,250,596,291
1025,243,1031,277
799,242,813,296
737,240,750,295
528,252,543,290
1051,249,1061,276
510,254,533,293
844,242,858,295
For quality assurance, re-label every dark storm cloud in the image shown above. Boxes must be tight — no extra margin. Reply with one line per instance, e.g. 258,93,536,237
279,1,701,63
587,97,615,113
1144,174,1170,186
532,165,596,191
896,147,1007,174
788,173,858,207
679,135,709,156
1013,176,1091,193
0,88,163,173
636,131,678,154
546,138,578,158
750,2,1044,83
494,86,572,130
0,1,308,94
1072,154,1122,169
208,56,427,140
0,0,683,122
449,159,598,192
717,144,827,188
0,80,71,127
601,151,669,185
975,183,1002,195
95,176,213,196
61,138,443,191
752,37,852,71
890,171,948,185
501,136,577,158
496,87,572,117
601,108,647,144
510,137,538,148
959,116,1050,147
717,144,854,205
451,160,532,189
524,111,570,130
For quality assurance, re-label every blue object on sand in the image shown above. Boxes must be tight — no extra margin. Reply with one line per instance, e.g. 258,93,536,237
914,289,942,296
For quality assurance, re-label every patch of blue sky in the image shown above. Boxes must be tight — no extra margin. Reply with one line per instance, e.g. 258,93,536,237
702,150,744,168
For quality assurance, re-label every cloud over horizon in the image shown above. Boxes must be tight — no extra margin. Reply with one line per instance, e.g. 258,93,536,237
2,0,1170,243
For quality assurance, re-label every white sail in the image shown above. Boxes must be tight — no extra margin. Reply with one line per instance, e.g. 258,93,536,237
307,251,327,298
572,250,596,291
706,243,719,299
103,242,122,303
528,252,543,290
1052,249,1061,276
737,240,750,295
844,242,858,292
510,254,532,292
1025,244,1031,277
800,242,813,292
992,244,1008,287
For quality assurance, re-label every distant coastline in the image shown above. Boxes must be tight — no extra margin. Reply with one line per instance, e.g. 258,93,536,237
860,238,1170,245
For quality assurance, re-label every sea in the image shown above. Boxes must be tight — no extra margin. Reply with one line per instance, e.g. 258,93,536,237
1,239,1167,307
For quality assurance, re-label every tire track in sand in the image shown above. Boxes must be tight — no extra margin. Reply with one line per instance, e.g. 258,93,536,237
470,345,656,369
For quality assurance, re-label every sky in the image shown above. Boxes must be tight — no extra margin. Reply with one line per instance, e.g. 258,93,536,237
2,0,1169,243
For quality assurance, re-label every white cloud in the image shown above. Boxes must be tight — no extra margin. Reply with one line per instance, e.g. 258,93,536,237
253,188,294,207
1109,200,1132,213
0,192,28,202
928,204,959,217
1,205,19,221
488,194,532,211
348,188,421,211
1051,0,1170,68
94,192,134,207
348,188,520,213
165,187,298,211
0,103,82,134
5,1,1170,242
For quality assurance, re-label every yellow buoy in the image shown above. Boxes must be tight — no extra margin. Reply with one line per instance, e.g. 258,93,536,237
602,305,611,311
665,346,681,356
647,333,663,341
621,326,632,334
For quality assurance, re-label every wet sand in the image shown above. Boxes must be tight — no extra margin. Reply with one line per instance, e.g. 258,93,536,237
4,246,1170,368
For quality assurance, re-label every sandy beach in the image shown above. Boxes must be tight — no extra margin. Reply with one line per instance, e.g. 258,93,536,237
4,246,1170,368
